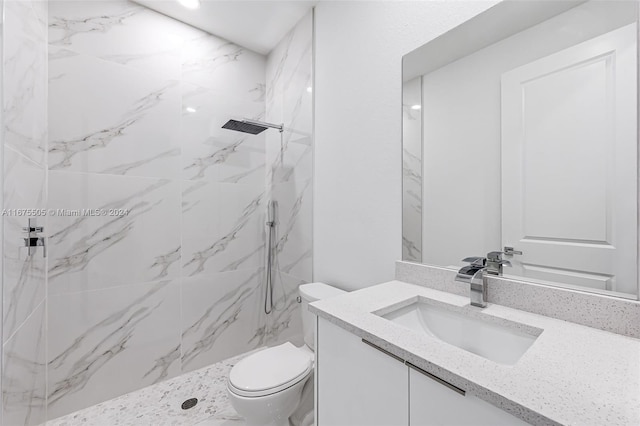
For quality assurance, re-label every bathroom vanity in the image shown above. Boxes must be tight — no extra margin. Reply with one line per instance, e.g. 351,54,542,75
318,1,640,424
311,278,640,426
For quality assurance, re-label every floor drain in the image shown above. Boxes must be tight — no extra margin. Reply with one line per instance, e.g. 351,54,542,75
181,398,198,410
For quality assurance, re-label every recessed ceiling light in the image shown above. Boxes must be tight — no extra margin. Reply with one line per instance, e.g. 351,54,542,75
411,105,421,110
185,106,197,113
307,86,313,93
177,0,200,10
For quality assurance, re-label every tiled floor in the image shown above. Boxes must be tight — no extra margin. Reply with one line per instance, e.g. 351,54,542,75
46,352,253,426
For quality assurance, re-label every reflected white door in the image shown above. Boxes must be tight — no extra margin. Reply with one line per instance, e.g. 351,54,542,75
501,23,637,296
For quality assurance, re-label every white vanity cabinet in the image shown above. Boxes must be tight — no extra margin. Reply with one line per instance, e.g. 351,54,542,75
316,318,409,426
316,317,529,426
409,366,528,425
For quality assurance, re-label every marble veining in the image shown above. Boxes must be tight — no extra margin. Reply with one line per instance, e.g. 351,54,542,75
4,0,48,166
144,345,182,384
274,180,309,255
181,33,265,97
184,138,248,181
180,81,265,184
49,7,141,46
151,247,182,280
48,281,169,404
183,191,264,277
221,163,266,184
250,83,266,103
49,80,179,171
265,32,290,107
265,12,314,309
405,188,422,214
402,153,422,187
267,139,312,185
101,148,181,176
47,280,181,419
269,180,313,282
183,39,243,77
220,245,264,273
49,193,162,277
402,237,421,263
3,256,45,342
2,301,47,426
100,49,180,70
280,248,312,276
402,78,423,263
251,272,305,348
3,147,47,342
46,351,252,426
49,0,207,83
48,174,181,294
181,270,262,370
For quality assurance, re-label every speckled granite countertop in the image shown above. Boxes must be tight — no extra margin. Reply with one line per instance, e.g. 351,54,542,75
309,281,640,426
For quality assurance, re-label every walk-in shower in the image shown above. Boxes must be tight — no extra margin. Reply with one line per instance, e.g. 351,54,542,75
222,117,286,314
2,0,313,421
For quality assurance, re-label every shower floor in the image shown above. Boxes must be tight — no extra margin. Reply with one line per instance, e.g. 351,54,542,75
46,351,254,426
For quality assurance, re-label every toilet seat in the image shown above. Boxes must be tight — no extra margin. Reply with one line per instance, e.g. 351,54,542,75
228,342,313,397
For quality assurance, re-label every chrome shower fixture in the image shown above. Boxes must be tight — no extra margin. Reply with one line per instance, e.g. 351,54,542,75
264,200,279,314
222,118,284,135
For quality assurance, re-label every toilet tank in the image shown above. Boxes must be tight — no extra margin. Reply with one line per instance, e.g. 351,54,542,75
299,283,346,350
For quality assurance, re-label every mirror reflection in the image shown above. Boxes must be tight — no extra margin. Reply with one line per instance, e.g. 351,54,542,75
402,0,639,299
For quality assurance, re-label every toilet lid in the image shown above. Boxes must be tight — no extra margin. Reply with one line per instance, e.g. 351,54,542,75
229,342,313,397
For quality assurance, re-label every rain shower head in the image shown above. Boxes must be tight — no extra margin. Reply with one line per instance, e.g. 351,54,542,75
222,119,267,135
222,119,283,134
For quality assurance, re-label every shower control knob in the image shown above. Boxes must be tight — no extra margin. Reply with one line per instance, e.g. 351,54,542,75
22,218,46,258
296,296,302,303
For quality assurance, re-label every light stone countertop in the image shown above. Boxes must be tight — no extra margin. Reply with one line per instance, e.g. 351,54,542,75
309,280,640,426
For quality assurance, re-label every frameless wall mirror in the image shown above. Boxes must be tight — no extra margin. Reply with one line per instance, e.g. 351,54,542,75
402,0,639,300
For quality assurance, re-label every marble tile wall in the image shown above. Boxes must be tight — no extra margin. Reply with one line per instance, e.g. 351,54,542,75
2,0,48,425
45,0,270,420
402,77,422,263
0,1,314,421
264,11,314,345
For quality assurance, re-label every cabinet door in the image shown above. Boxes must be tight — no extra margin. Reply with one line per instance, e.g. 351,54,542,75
316,318,409,426
409,367,529,425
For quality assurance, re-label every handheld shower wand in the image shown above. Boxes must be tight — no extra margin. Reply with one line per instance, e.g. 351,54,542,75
264,200,278,314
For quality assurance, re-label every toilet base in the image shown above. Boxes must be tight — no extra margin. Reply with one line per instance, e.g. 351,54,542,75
227,373,310,426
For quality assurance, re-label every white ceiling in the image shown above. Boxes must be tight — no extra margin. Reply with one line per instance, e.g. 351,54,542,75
133,0,316,55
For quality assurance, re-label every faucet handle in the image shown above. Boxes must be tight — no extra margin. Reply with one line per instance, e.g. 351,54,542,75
487,251,512,266
487,251,503,261
485,251,511,275
462,256,486,266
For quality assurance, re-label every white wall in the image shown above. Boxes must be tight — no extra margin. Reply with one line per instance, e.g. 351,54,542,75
313,1,498,290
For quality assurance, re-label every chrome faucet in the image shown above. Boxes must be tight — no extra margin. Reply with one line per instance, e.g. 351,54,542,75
455,252,511,308
486,251,511,276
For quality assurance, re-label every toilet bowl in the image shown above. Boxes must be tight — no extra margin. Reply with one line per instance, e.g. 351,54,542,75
227,283,346,426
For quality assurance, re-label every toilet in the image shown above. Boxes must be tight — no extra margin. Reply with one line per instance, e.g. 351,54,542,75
227,282,346,426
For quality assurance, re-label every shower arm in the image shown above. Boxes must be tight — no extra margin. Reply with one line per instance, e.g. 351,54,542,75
242,119,284,133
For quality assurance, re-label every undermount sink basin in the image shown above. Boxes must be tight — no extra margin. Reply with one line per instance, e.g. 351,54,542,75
380,301,540,365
